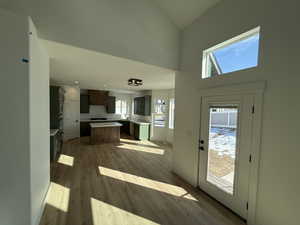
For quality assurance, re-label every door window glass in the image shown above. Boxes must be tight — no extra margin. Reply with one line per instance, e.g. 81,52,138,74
206,106,238,194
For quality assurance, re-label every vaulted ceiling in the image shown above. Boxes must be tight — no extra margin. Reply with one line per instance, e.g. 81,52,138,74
0,0,221,91
154,0,221,28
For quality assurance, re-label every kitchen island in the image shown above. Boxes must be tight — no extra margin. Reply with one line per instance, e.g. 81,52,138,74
90,122,122,144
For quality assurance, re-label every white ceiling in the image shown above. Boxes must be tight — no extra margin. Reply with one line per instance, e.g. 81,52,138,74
43,40,175,91
154,0,221,28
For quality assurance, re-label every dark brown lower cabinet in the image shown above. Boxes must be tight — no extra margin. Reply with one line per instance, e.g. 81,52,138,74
80,122,91,137
90,126,120,144
80,121,147,139
119,121,130,135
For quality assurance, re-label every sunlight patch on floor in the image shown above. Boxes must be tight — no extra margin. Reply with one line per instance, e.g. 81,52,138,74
90,197,159,225
120,138,159,147
98,166,197,201
45,182,70,212
116,144,165,155
57,154,74,166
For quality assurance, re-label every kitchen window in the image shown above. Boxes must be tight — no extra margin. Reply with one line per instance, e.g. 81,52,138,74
202,27,260,79
116,99,128,115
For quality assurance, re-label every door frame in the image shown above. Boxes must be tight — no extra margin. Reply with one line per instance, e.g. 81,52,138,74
197,81,265,225
199,95,251,219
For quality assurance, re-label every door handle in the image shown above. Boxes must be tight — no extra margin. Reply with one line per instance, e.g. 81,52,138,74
199,139,205,151
199,146,205,151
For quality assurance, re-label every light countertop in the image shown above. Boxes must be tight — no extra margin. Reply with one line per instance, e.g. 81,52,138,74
81,119,151,125
90,122,123,128
81,119,126,122
129,120,151,125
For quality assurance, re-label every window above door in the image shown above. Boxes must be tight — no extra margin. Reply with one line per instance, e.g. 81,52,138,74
202,27,261,79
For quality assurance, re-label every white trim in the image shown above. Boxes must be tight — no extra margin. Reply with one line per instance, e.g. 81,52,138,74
36,181,50,225
198,95,246,217
197,81,265,225
211,125,237,129
169,98,175,129
209,53,222,75
202,26,260,79
199,81,266,96
205,27,260,53
247,91,264,225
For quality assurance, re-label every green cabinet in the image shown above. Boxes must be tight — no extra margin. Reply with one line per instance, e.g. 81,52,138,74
134,95,151,116
133,123,150,141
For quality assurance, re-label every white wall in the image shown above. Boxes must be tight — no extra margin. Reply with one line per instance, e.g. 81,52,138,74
0,0,180,70
174,1,300,225
29,18,50,225
0,9,49,225
0,9,31,225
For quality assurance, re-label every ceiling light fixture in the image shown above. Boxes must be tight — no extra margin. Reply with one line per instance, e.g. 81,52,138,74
128,78,143,86
74,80,79,85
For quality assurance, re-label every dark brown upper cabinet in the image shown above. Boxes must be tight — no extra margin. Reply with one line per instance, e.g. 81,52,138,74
88,90,109,105
106,96,116,113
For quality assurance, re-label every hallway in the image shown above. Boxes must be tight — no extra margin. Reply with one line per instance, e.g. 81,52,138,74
40,137,245,225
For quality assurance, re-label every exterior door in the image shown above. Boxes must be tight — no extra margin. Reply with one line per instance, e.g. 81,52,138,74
198,94,254,219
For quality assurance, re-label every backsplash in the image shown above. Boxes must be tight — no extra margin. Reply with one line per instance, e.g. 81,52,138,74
80,105,151,122
80,105,126,120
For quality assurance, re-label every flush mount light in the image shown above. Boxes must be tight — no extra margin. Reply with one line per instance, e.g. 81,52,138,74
128,78,143,86
74,80,79,85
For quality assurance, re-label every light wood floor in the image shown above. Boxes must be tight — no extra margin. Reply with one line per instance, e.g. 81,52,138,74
40,136,246,225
